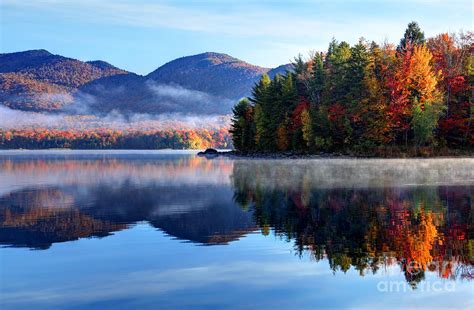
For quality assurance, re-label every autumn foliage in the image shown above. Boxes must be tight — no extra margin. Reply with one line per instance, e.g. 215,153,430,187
231,23,473,155
0,128,231,149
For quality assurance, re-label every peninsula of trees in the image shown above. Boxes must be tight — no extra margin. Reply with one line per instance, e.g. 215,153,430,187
230,23,473,156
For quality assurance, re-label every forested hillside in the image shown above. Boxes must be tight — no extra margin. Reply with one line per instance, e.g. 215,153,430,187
0,50,128,111
231,22,473,156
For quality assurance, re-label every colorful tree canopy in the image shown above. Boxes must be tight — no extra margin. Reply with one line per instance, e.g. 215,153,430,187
230,22,473,155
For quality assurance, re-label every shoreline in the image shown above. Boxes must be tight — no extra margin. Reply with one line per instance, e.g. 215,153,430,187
198,149,474,159
0,148,471,159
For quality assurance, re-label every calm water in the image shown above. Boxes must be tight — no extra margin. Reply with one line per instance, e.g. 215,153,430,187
0,150,473,309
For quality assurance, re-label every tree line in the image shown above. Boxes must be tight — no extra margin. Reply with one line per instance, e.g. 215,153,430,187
0,128,231,149
231,22,473,156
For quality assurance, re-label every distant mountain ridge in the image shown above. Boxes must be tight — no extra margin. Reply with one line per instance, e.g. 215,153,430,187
0,49,293,114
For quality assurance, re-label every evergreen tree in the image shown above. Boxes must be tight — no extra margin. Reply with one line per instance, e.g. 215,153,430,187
230,98,254,152
346,39,370,104
346,39,371,144
310,52,325,105
398,21,425,52
292,54,311,97
279,73,298,117
251,74,272,150
264,74,284,150
324,41,352,105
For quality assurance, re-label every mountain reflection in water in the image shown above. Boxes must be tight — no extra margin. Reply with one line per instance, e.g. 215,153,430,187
0,153,472,288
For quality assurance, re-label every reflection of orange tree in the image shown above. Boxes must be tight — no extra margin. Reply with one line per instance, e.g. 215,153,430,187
232,171,473,284
1,207,126,238
385,206,439,286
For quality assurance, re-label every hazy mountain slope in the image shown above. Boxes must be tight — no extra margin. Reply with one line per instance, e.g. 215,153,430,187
75,74,237,115
77,52,292,114
147,52,269,99
0,73,71,111
73,73,152,114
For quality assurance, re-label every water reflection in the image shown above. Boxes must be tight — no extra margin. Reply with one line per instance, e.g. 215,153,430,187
0,155,255,249
0,153,472,289
232,160,474,287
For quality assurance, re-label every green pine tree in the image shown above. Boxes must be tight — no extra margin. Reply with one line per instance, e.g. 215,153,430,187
230,98,254,152
398,21,425,52
251,74,272,151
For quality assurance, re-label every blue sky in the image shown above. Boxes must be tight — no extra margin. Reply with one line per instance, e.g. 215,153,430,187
1,0,472,74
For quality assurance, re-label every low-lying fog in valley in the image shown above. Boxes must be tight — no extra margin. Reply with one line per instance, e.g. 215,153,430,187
1,82,235,131
0,105,231,131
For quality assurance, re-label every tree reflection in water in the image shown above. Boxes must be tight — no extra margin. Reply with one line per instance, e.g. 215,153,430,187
231,160,473,287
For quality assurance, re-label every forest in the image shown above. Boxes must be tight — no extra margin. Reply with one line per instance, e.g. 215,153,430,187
0,128,231,149
230,22,473,156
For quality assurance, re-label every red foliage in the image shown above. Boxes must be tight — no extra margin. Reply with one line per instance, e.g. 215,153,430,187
328,103,346,122
291,97,310,129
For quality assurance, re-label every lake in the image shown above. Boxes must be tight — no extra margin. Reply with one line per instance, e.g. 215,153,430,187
0,150,473,309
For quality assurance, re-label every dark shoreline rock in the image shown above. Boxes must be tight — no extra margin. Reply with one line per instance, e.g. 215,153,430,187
197,148,220,157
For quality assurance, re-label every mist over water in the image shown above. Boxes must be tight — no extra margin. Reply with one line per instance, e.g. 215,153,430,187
233,158,474,188
1,152,472,191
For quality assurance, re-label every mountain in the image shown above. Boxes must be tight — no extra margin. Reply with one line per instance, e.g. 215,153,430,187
0,50,293,114
0,50,128,111
77,52,293,114
76,52,276,114
86,60,124,71
267,64,294,78
147,52,269,99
